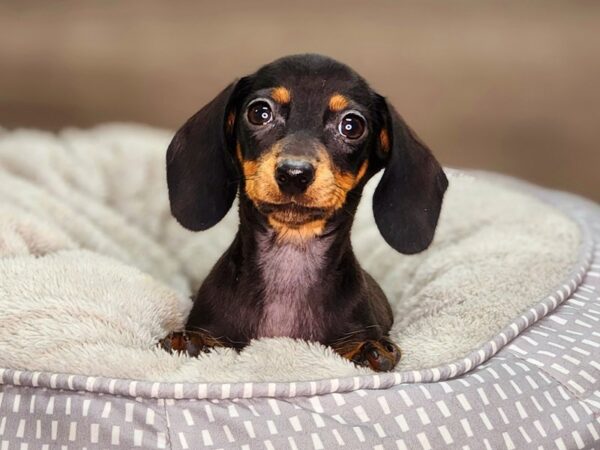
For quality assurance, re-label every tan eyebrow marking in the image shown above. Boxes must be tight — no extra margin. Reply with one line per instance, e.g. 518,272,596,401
271,86,291,104
328,94,349,112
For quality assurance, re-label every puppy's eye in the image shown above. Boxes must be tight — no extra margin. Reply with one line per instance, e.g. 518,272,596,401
247,101,273,125
338,113,366,140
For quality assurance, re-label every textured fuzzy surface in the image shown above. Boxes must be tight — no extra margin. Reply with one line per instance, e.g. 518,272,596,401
0,124,581,382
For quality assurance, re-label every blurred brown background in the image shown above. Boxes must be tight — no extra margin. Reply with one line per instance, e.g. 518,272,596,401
1,1,598,201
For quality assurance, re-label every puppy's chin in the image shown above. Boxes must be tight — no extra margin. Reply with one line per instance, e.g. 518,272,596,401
256,201,329,227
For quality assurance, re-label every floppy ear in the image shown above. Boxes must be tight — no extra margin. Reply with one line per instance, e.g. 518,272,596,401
166,80,246,231
372,97,448,254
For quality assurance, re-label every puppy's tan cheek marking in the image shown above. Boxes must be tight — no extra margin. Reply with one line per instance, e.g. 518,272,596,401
328,160,369,210
241,144,282,204
303,148,367,211
305,160,332,197
271,87,291,104
380,129,390,153
302,155,336,208
241,158,259,202
355,160,369,183
329,94,349,112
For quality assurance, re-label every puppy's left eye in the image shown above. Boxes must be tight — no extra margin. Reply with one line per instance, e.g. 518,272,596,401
247,101,273,126
338,113,366,140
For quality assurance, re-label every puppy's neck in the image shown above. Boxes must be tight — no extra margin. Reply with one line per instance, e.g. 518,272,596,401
254,228,334,278
251,218,343,293
253,228,336,340
236,197,357,340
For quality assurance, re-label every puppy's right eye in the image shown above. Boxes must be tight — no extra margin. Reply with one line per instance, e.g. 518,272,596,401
247,101,273,126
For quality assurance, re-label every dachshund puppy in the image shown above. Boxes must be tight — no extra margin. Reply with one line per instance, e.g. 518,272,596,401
160,54,448,372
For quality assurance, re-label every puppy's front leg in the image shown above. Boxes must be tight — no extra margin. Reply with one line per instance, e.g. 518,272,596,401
332,336,401,372
158,330,224,357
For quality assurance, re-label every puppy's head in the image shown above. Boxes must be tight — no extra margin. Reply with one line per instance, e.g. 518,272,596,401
167,54,448,253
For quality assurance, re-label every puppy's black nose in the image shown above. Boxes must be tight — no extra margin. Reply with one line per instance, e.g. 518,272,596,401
275,159,315,195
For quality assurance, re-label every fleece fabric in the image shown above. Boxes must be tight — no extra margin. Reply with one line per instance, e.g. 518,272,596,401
0,124,580,382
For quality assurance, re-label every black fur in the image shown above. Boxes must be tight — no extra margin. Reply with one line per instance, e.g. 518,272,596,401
167,81,242,230
373,98,449,254
166,54,448,365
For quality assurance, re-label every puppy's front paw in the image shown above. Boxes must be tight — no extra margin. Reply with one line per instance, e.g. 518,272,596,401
334,337,401,372
158,331,223,357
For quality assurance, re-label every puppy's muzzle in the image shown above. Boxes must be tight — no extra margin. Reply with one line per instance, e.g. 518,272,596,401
275,159,315,196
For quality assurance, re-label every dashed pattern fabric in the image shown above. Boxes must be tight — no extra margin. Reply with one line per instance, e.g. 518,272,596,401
1,185,599,449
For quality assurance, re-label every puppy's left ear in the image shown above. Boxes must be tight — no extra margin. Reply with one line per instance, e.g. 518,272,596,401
167,78,249,231
372,96,448,254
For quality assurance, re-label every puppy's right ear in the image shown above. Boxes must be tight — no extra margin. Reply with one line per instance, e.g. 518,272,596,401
167,78,249,231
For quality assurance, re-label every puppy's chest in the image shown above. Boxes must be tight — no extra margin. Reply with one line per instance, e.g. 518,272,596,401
255,234,330,340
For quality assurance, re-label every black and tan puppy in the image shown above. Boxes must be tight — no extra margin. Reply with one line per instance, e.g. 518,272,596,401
160,54,447,372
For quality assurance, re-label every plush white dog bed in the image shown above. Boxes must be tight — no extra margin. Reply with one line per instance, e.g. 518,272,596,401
1,125,599,449
0,124,580,381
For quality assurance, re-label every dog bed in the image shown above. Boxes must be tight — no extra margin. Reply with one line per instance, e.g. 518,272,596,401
0,125,598,448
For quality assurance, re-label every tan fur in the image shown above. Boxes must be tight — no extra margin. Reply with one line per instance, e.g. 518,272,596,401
241,143,282,205
159,331,224,355
239,143,369,243
332,339,401,370
236,142,243,162
328,94,349,111
325,159,369,210
271,86,291,104
380,128,390,152
268,217,327,245
333,340,366,361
